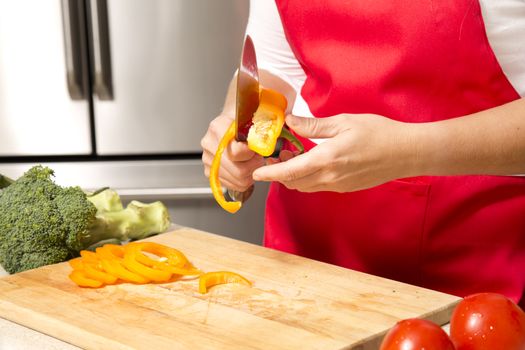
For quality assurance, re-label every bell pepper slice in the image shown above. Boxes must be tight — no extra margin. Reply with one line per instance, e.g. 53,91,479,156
96,244,125,259
125,242,190,267
210,120,242,214
68,270,103,288
70,255,117,285
80,250,100,262
122,250,172,283
124,242,201,277
198,271,252,294
100,258,150,284
68,257,84,270
247,88,287,157
95,245,150,284
247,88,304,156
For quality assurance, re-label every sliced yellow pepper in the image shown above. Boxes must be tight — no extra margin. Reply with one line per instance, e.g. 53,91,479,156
70,255,117,285
122,251,172,283
95,245,150,284
247,88,287,157
125,242,201,277
68,269,103,288
210,121,242,214
198,271,252,294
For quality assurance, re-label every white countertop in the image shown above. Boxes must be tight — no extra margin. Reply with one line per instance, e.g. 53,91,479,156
0,318,80,350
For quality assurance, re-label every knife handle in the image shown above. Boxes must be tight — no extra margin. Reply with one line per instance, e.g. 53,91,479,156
227,185,254,203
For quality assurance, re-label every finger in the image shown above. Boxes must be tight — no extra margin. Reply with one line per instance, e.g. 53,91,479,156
221,178,253,193
228,140,256,162
286,114,347,139
252,149,325,182
280,168,324,192
203,150,260,190
202,151,254,189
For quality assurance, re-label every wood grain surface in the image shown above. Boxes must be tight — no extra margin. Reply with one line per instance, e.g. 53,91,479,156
0,227,460,349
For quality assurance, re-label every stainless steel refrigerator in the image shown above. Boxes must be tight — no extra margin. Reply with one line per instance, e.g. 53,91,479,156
0,0,268,244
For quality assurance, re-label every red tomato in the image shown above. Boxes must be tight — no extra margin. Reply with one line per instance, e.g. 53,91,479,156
380,318,455,350
450,293,525,350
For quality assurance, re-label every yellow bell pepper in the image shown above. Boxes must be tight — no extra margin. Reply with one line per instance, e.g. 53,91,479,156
69,270,103,288
122,250,172,283
96,245,150,284
69,255,117,285
210,88,304,213
210,121,243,214
198,271,252,294
247,88,287,157
124,242,201,277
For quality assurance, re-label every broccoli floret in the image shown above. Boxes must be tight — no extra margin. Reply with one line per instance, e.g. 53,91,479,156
0,166,171,274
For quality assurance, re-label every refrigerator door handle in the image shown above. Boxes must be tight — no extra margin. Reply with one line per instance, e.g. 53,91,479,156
61,0,89,100
88,0,113,100
113,187,225,201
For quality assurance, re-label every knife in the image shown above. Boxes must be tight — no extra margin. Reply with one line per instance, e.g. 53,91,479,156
227,35,260,203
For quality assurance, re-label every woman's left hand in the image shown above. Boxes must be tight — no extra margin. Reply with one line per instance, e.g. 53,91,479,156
252,114,419,192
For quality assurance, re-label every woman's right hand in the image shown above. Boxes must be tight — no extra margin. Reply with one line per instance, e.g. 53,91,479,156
201,113,265,192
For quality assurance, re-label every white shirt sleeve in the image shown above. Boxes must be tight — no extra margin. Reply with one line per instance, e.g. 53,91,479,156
245,0,304,92
479,0,525,97
245,0,314,119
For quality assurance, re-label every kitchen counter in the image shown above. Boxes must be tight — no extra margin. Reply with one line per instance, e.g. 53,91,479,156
0,317,79,350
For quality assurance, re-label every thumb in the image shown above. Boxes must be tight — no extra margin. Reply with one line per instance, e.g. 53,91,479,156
285,115,346,138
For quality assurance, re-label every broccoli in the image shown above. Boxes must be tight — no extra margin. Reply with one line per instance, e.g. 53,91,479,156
0,166,171,274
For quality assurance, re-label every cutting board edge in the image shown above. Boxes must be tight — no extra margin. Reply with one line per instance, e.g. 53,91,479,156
336,297,461,350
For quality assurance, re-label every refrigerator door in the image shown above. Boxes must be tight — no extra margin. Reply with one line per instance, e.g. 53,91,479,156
0,0,92,156
93,0,249,155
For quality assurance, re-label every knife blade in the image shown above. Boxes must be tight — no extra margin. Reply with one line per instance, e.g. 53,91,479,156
227,35,260,203
235,35,260,141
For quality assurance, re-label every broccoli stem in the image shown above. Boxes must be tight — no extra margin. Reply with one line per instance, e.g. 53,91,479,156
81,200,170,248
86,188,124,212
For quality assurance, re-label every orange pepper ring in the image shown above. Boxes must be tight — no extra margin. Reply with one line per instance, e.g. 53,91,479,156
210,121,242,214
124,242,202,277
121,250,172,283
76,252,118,284
68,269,103,288
199,271,252,294
96,245,150,284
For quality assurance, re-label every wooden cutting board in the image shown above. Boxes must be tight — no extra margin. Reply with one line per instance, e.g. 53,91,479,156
0,227,460,350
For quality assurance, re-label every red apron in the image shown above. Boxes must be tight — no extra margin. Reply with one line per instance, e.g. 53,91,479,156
267,0,525,306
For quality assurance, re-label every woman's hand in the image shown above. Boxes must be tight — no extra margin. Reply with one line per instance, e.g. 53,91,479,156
252,114,418,192
201,114,266,192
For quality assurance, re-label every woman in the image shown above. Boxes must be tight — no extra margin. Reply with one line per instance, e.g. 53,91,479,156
201,0,525,307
